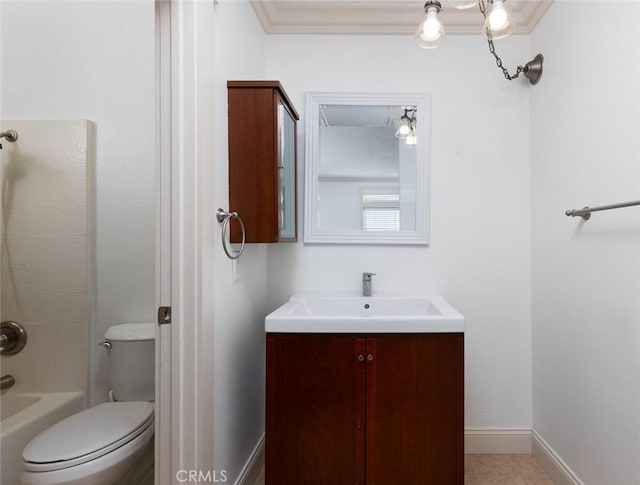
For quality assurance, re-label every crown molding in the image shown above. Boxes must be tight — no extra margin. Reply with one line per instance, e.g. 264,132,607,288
250,0,553,35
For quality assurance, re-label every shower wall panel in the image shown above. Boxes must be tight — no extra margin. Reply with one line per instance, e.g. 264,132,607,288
1,120,92,392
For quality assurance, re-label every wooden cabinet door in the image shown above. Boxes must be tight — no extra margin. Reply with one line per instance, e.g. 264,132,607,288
266,334,366,485
365,334,464,485
227,81,299,243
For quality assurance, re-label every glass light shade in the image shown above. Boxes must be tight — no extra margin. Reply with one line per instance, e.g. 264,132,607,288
447,0,477,9
405,131,418,145
414,6,446,49
395,116,411,138
484,0,517,39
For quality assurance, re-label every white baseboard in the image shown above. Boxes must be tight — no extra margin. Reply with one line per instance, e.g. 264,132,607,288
465,427,532,454
532,430,583,485
241,428,581,484
235,433,265,485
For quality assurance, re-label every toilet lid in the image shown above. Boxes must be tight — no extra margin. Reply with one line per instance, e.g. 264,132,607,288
23,402,154,471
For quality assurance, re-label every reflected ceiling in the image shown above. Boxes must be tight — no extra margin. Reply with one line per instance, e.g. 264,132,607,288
250,0,553,35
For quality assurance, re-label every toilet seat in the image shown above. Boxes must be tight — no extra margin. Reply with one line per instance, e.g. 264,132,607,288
23,402,154,473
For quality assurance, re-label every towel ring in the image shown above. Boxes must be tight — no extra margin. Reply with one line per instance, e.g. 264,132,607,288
216,208,246,260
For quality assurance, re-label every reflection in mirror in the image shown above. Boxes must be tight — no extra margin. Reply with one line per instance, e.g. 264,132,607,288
304,93,430,244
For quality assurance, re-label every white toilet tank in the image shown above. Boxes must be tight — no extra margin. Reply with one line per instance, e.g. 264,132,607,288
104,323,155,401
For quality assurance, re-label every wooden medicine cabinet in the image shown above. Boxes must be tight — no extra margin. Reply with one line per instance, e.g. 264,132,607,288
227,81,299,243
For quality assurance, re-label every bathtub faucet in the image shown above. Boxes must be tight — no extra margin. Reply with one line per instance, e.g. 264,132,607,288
1,374,15,391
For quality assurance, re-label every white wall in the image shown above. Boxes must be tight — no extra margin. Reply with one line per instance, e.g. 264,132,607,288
320,126,399,177
0,1,156,404
210,1,271,481
530,2,640,483
266,34,534,428
318,125,401,231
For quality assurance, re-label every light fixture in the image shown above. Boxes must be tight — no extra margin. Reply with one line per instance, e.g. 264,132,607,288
484,0,516,39
415,1,446,49
406,111,418,145
396,109,418,145
416,0,544,85
406,128,418,145
395,109,413,138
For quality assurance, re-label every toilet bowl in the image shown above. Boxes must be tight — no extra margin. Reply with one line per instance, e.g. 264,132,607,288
21,402,154,485
21,323,156,485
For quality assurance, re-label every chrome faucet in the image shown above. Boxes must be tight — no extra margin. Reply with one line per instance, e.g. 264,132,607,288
362,272,376,297
1,375,15,391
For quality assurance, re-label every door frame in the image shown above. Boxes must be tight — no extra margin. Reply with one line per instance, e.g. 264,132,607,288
155,0,214,482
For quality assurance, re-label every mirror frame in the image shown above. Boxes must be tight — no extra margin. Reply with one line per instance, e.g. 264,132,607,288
304,92,431,245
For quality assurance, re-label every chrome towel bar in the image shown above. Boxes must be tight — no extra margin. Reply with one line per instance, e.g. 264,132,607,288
565,199,640,220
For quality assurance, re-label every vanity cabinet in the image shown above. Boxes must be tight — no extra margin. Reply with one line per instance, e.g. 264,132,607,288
227,81,299,243
265,333,464,485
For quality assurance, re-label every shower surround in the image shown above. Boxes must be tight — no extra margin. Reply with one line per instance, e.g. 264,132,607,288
1,119,92,391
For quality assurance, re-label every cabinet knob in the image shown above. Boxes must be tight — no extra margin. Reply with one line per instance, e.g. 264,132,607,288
367,354,374,362
357,354,365,362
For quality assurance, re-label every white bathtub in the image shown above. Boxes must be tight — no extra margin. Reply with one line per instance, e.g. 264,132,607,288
0,389,84,485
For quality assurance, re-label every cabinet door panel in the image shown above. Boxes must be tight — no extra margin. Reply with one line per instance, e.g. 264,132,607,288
227,81,299,243
228,87,278,242
365,334,464,485
266,334,366,485
277,97,297,241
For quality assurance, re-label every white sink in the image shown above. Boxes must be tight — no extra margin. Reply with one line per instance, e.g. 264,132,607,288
265,293,465,333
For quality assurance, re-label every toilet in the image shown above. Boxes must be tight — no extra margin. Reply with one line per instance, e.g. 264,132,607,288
21,324,155,485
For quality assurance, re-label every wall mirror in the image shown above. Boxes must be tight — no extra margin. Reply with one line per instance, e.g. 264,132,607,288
304,92,430,244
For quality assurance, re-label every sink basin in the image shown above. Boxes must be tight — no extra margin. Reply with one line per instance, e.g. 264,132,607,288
265,293,465,333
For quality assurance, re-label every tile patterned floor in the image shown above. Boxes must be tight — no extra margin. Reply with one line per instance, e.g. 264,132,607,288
254,454,555,484
464,454,555,484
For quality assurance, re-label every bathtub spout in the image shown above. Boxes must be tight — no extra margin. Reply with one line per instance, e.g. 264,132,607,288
1,375,15,390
